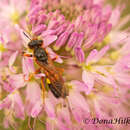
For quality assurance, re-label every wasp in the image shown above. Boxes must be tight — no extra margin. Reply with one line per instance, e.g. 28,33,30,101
22,32,68,99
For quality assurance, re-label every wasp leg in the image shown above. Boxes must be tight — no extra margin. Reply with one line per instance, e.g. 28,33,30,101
34,68,41,74
41,77,46,104
23,74,30,82
52,55,58,61
22,52,33,57
23,68,41,82
56,67,64,75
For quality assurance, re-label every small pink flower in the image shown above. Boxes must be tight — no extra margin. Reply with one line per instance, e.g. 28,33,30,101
44,97,56,118
0,92,25,120
25,82,43,118
22,57,35,80
8,51,18,73
86,45,110,65
112,54,130,86
67,90,90,123
8,74,25,89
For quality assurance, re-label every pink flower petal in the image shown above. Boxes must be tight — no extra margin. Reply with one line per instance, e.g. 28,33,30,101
22,57,35,79
74,47,85,63
87,45,109,64
32,24,46,35
55,32,69,49
43,35,57,47
2,82,14,92
28,5,42,17
31,101,43,118
46,47,63,63
25,82,42,117
68,91,90,113
74,32,84,47
44,98,55,118
102,5,112,21
48,20,59,30
15,25,30,47
71,80,89,94
57,107,71,126
86,49,98,65
109,7,121,26
3,118,9,129
55,23,68,36
9,51,18,67
82,71,94,93
75,16,83,29
13,93,25,120
94,73,118,89
68,91,90,122
0,96,11,109
26,82,41,103
37,14,47,24
66,24,75,34
66,32,78,49
114,54,130,72
41,30,56,37
8,74,25,89
96,45,110,61
84,33,97,48
0,52,2,60
8,51,18,73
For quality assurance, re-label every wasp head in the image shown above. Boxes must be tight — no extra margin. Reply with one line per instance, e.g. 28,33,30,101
28,40,43,49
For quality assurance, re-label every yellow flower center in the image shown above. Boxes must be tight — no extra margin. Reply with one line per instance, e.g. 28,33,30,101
110,51,119,60
10,11,20,24
101,86,114,93
87,92,97,100
0,43,6,52
104,35,110,44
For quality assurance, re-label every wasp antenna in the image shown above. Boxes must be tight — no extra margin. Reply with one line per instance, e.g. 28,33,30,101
23,31,32,41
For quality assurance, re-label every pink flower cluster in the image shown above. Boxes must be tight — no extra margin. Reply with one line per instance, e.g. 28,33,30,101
28,0,112,63
0,0,130,130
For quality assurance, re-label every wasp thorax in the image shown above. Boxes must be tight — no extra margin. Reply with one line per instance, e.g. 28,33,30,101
28,40,43,49
34,47,48,63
